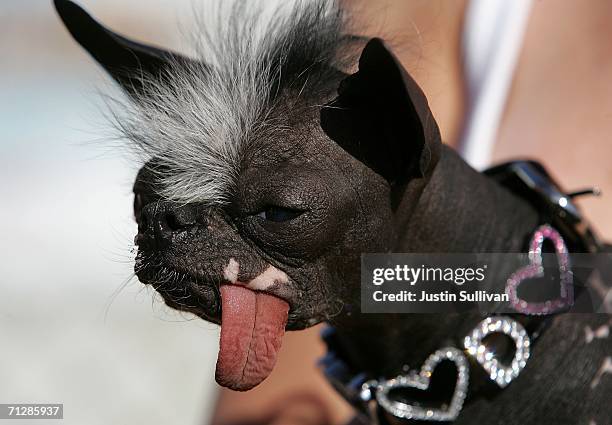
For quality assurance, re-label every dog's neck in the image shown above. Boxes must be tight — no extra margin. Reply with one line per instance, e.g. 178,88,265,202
400,147,539,253
330,147,540,377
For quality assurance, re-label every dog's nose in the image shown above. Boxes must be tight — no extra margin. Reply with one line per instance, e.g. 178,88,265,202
136,202,198,247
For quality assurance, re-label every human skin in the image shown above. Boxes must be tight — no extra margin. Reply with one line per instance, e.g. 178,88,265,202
213,1,612,424
493,0,612,240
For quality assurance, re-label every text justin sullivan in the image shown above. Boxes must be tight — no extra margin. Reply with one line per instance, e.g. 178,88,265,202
373,290,509,302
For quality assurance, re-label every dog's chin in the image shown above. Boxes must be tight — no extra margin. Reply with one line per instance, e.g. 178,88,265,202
134,253,326,331
135,261,221,324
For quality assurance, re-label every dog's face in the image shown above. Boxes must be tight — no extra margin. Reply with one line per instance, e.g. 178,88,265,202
132,113,387,329
56,0,440,391
130,39,441,324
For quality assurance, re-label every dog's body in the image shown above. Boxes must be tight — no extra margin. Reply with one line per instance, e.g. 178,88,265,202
328,148,611,424
54,0,611,423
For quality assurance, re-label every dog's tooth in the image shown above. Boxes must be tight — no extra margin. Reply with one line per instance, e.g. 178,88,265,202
223,258,240,283
246,265,289,291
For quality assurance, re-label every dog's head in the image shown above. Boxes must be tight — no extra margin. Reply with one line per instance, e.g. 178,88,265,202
56,0,441,390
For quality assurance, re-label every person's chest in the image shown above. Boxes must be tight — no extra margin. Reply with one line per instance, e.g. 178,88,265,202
493,0,612,239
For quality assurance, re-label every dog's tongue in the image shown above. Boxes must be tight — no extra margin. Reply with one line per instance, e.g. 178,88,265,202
215,285,289,391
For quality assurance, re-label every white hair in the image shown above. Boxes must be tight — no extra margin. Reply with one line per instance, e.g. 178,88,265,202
110,0,355,205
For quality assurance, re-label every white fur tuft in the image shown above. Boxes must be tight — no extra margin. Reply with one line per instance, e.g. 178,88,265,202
109,0,348,205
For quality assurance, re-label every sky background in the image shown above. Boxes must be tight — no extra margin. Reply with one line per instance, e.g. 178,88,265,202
0,1,224,424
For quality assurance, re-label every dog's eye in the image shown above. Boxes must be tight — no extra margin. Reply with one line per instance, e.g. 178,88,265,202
256,206,303,222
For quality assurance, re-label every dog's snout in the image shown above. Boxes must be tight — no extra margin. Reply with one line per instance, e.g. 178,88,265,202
136,202,198,247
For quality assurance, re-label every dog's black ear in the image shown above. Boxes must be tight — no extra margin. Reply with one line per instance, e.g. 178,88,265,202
321,38,441,186
54,0,199,97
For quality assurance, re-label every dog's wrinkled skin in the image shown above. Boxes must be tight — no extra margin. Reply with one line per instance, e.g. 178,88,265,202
56,0,610,423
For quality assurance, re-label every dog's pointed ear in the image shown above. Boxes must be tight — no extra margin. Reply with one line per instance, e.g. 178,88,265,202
54,0,199,97
321,38,442,186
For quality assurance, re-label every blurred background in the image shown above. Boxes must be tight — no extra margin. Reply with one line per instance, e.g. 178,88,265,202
0,1,221,424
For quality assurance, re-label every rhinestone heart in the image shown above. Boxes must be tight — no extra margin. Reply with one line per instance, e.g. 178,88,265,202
464,316,530,388
505,225,573,315
374,347,469,422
